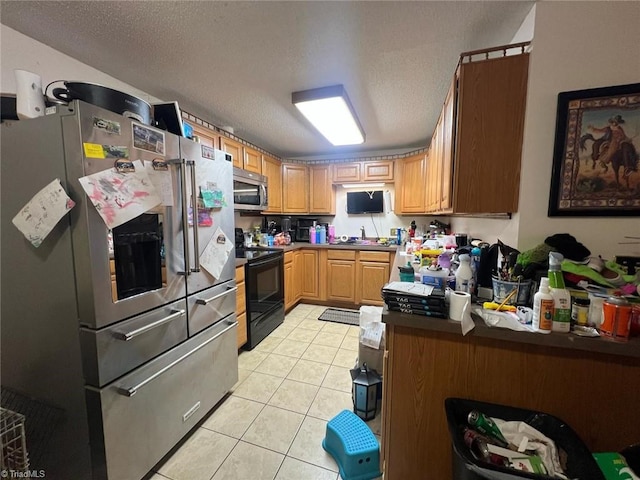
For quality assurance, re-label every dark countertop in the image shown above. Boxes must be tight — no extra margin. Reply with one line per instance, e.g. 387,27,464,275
235,241,397,268
384,247,640,359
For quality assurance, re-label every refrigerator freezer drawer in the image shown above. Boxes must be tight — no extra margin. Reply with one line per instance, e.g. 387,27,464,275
187,279,237,336
80,299,188,387
86,318,238,480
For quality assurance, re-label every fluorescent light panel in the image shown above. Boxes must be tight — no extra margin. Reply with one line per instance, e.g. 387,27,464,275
292,85,365,146
342,182,384,189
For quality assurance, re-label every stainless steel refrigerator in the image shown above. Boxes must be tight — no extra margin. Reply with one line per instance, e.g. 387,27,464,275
1,101,238,480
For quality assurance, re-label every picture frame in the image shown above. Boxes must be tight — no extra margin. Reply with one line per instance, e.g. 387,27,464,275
548,83,640,216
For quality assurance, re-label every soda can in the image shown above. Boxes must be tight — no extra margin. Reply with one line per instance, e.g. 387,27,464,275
467,410,509,448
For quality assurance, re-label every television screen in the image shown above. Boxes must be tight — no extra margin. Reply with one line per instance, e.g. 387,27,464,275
346,190,384,214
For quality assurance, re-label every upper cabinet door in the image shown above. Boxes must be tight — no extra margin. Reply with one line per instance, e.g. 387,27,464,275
188,122,220,149
220,136,243,169
333,163,361,183
309,164,335,214
262,154,282,214
362,160,394,182
243,146,262,174
282,164,309,213
396,153,427,213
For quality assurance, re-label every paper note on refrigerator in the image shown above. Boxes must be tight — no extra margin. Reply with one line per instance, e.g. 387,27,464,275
144,160,174,206
200,227,233,279
12,179,76,248
78,159,161,229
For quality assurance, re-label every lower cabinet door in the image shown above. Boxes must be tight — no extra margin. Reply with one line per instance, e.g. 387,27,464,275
86,320,238,480
327,260,356,303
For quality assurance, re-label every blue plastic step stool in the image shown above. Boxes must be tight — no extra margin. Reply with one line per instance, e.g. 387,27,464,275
322,410,381,480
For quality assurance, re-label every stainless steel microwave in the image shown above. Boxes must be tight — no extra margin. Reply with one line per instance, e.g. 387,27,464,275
233,167,268,211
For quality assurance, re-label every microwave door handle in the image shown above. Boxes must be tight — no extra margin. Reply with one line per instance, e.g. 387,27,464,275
188,160,200,273
261,184,267,206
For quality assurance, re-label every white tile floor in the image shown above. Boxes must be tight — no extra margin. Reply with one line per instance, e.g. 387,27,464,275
151,304,382,480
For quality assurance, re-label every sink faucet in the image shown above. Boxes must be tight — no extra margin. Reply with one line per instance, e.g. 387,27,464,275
360,226,366,240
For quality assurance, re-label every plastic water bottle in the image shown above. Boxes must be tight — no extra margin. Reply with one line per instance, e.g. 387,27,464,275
310,225,316,244
548,252,571,333
319,226,327,244
455,254,474,293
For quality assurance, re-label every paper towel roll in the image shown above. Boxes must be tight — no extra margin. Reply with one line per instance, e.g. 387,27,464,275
449,291,470,322
339,234,349,242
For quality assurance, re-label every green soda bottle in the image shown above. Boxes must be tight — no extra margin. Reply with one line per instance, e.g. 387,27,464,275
467,410,509,448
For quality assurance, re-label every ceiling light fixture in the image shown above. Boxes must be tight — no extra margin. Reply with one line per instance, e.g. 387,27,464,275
341,182,385,189
292,85,365,146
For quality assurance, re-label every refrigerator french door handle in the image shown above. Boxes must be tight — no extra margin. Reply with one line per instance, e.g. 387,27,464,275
112,309,186,341
195,286,237,306
116,320,238,397
188,160,200,273
167,157,190,276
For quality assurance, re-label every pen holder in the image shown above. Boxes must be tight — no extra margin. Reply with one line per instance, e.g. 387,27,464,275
491,276,532,306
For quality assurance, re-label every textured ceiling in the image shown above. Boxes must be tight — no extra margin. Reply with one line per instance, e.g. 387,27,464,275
1,1,533,159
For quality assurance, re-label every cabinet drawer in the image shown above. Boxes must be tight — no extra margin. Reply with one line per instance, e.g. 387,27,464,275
188,280,236,336
359,251,390,262
236,265,245,283
328,250,356,260
284,251,293,264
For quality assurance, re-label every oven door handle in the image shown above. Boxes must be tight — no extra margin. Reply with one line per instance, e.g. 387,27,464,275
249,256,282,268
113,309,186,341
116,320,237,397
195,286,237,306
188,160,200,273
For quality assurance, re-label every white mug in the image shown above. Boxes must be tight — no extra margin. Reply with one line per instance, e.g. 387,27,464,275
15,69,45,119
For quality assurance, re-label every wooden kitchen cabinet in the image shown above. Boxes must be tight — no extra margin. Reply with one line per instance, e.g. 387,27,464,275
300,249,319,299
309,165,335,214
262,154,282,214
282,164,309,213
220,136,243,169
188,122,220,149
449,45,529,213
332,160,394,184
243,146,262,174
235,265,247,349
293,250,303,302
284,252,295,311
326,250,357,303
395,152,427,214
362,160,394,182
356,251,391,306
332,163,361,183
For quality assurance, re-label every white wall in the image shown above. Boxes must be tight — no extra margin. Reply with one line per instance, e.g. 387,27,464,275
517,1,640,259
1,25,160,104
452,2,640,259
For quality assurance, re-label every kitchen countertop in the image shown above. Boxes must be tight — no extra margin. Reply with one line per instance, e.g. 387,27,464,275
384,247,640,359
235,242,398,268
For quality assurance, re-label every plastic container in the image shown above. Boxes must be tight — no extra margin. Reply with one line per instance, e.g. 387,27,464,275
319,225,327,244
445,397,606,480
421,267,449,288
328,225,336,244
548,252,571,333
491,277,531,306
532,277,553,334
600,296,632,342
456,254,474,294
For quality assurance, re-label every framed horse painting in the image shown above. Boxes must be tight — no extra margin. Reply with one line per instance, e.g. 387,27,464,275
548,83,640,216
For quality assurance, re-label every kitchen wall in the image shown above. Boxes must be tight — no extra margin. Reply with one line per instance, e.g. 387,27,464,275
0,25,160,104
452,2,640,259
235,184,436,241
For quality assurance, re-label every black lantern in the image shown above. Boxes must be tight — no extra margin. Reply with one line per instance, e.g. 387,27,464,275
350,363,382,421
